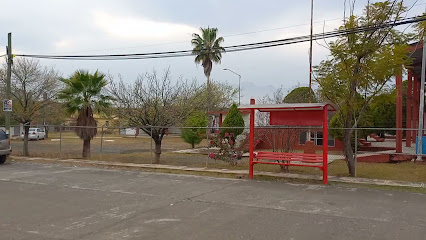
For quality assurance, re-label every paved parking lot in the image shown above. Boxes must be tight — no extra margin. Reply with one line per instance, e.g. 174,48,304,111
1,162,426,239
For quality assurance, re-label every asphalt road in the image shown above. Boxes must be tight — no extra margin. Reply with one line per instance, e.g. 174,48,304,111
1,162,426,240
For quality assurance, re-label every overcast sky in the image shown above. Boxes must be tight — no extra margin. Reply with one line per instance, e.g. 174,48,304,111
1,0,423,104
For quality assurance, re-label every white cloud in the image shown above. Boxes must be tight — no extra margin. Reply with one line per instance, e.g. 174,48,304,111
92,11,198,41
54,40,72,49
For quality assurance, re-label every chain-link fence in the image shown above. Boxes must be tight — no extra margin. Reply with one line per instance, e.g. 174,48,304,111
2,124,426,183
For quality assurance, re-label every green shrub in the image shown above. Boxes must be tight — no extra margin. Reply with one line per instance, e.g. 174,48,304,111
221,103,245,137
181,111,207,148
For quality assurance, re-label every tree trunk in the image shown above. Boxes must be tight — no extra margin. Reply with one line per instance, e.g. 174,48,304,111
343,128,356,177
191,142,195,148
154,141,162,164
23,125,30,156
207,74,210,108
44,125,49,139
206,74,211,139
82,139,91,159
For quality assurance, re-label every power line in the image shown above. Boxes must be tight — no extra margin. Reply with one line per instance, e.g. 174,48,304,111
37,2,426,55
18,16,423,60
42,18,345,55
16,16,426,61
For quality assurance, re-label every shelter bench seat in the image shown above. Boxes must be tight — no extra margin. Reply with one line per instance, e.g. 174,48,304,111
254,151,324,169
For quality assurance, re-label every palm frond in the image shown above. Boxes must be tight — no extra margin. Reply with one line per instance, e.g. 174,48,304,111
191,27,225,77
58,70,114,140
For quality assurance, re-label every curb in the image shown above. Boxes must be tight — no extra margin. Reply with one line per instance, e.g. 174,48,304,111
9,156,425,189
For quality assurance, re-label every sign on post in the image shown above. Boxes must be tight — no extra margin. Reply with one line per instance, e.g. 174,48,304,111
3,99,12,112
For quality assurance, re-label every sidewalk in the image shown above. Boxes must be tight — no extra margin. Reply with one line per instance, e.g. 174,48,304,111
10,156,425,189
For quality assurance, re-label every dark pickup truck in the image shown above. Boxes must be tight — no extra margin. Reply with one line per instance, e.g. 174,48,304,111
0,129,11,164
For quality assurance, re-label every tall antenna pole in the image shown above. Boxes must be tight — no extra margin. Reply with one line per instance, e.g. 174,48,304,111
308,0,314,103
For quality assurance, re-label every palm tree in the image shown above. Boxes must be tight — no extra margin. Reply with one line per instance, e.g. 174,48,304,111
58,70,113,159
191,27,225,111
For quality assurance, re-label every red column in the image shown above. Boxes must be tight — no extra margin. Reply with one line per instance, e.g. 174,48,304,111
249,99,255,179
406,70,413,147
322,106,328,185
396,71,403,153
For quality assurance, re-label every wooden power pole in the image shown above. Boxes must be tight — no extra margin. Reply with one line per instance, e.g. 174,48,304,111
5,33,12,138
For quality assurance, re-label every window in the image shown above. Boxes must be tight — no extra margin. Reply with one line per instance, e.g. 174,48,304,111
299,131,335,147
299,131,307,145
0,130,7,140
311,132,323,146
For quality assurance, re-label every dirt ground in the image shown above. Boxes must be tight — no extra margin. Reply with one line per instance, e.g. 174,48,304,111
10,131,426,183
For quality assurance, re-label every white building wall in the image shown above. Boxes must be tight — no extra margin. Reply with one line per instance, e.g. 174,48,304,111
220,113,250,127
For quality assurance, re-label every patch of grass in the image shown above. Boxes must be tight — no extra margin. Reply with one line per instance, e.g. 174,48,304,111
254,160,426,183
9,134,426,183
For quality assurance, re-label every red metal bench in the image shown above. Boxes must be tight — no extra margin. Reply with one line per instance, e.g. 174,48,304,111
240,100,334,185
254,152,324,168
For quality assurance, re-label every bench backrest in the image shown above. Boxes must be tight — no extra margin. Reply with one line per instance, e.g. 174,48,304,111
256,151,323,163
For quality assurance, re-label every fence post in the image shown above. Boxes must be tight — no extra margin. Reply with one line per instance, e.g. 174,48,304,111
100,126,104,160
59,125,62,158
273,129,276,151
354,127,358,177
206,126,209,168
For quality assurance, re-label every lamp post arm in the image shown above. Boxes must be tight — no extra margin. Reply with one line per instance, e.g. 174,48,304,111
223,68,241,105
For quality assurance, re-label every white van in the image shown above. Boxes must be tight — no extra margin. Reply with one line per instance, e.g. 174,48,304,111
20,128,46,140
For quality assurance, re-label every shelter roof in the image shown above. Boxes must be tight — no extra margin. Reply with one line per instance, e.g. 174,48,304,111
239,103,335,112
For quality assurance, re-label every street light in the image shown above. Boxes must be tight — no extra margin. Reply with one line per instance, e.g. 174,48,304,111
223,68,241,105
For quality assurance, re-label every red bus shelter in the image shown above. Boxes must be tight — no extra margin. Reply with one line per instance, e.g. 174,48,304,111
396,42,424,153
240,99,335,185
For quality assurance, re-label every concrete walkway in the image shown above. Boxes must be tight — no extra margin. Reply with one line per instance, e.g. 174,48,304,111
10,156,426,189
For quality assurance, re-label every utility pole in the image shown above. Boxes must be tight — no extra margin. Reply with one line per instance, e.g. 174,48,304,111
307,0,314,142
5,33,12,139
308,0,314,103
416,28,426,161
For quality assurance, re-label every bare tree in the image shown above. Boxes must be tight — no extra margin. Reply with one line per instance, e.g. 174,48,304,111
109,69,203,163
0,58,61,156
193,80,238,111
256,86,285,126
256,86,301,171
34,101,67,139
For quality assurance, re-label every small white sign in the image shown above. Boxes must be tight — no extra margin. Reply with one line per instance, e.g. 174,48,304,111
3,99,12,112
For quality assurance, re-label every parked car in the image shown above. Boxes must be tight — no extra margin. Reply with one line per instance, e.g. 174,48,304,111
0,129,11,164
21,128,46,140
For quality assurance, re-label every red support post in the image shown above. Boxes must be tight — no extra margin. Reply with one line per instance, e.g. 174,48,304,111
407,70,413,147
396,71,403,153
322,106,328,185
249,99,255,179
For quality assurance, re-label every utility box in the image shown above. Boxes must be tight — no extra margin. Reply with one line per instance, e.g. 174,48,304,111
415,136,426,154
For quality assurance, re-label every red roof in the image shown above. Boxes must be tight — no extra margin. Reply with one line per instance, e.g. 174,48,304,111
238,103,335,112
